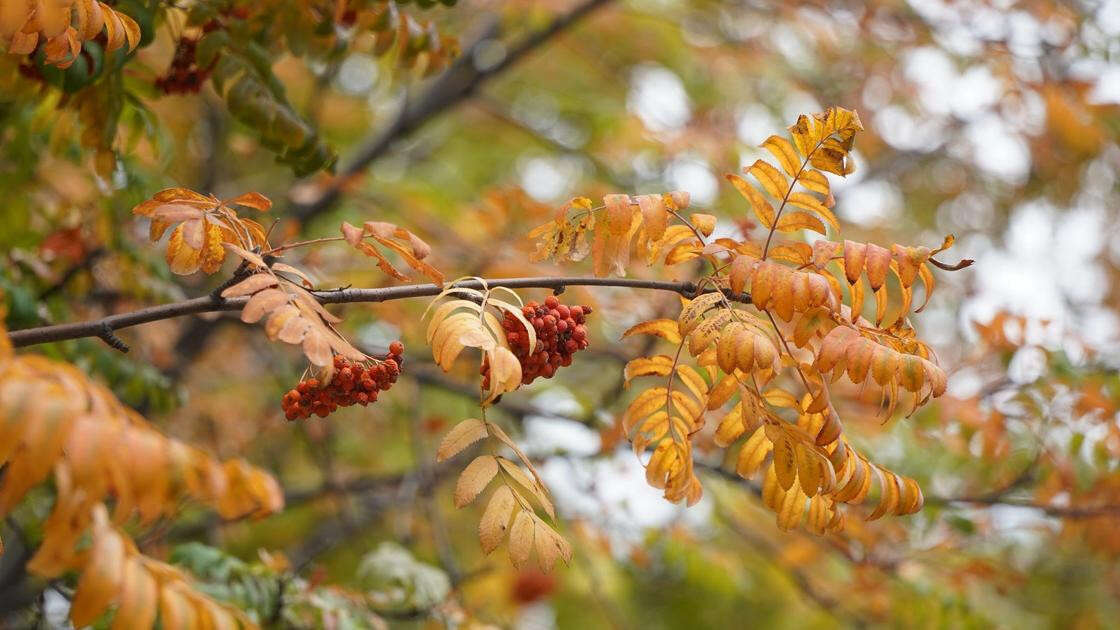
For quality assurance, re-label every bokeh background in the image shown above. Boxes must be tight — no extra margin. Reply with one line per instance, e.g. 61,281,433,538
3,0,1120,627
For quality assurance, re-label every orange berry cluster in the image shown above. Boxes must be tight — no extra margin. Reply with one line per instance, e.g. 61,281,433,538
482,296,593,390
281,342,404,420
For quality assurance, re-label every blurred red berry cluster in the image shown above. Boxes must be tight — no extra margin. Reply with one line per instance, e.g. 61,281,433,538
482,295,592,390
281,342,404,420
155,37,215,95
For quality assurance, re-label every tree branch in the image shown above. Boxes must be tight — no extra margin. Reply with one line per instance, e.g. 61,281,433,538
292,0,614,222
7,276,748,348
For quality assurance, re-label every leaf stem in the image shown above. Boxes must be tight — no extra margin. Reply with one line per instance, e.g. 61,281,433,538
761,136,829,259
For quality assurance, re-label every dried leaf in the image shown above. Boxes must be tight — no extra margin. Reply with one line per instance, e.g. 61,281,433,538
454,455,499,508
479,486,515,554
437,419,488,462
508,511,534,569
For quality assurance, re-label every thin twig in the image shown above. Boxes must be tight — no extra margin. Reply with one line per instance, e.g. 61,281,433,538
292,0,615,223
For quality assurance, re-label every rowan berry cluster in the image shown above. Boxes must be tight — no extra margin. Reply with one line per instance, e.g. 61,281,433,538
281,342,404,420
482,296,593,390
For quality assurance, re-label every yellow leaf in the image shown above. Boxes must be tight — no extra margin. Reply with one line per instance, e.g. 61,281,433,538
479,486,515,554
534,521,569,572
728,255,754,296
636,194,668,242
772,436,797,491
675,365,709,402
735,426,771,477
798,169,830,195
677,292,723,337
689,213,717,236
227,191,272,212
484,346,522,402
622,319,682,345
664,240,702,266
787,192,839,232
437,419,488,462
70,507,125,627
725,173,775,228
508,511,534,569
774,211,826,235
777,478,806,531
454,455,499,508
498,457,554,518
761,135,801,177
867,468,900,521
623,388,667,433
111,558,158,630
748,160,790,200
624,355,674,385
794,444,822,498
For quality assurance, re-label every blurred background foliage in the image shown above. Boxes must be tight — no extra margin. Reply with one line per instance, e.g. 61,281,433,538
3,0,1120,627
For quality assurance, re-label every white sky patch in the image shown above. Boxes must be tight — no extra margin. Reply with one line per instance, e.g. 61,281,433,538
538,450,713,549
736,104,781,146
770,23,815,70
781,92,823,127
502,387,716,547
1089,65,1120,104
522,415,601,458
336,54,378,95
964,115,1031,183
904,47,957,116
518,155,583,202
665,157,718,206
1098,0,1120,35
836,179,902,227
953,65,1003,119
960,200,1114,349
627,65,692,134
873,105,948,152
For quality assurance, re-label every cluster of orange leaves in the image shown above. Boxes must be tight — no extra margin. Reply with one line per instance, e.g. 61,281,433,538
528,190,710,276
1,0,140,68
531,107,969,533
132,188,273,275
0,307,281,627
131,188,443,382
340,219,444,286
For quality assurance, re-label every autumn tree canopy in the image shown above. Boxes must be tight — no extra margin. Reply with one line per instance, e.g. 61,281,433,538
2,0,1119,628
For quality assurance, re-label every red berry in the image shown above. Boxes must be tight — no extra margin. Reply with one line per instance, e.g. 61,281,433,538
281,354,403,420
389,341,404,356
545,295,559,309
